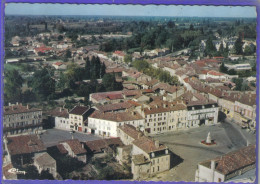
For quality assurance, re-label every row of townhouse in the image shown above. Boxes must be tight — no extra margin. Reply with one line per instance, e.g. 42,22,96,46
86,92,219,137
3,103,43,136
186,77,257,129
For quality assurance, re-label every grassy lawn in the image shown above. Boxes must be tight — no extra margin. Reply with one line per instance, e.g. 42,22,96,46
4,63,22,71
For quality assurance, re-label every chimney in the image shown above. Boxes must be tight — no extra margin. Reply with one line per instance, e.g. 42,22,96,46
16,102,18,105
155,140,159,149
163,104,167,108
138,132,142,139
27,105,29,109
156,105,158,108
211,160,216,171
132,111,136,115
60,108,62,112
82,143,84,149
8,103,11,106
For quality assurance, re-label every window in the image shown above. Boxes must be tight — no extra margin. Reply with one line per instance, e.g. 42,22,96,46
157,166,159,171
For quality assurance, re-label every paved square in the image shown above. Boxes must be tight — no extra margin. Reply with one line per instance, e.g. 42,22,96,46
148,121,256,181
40,129,101,147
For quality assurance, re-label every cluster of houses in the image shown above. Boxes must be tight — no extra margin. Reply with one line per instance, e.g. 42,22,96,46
200,36,256,56
3,29,257,181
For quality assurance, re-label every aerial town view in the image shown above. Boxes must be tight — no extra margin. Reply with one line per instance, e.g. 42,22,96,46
2,3,257,182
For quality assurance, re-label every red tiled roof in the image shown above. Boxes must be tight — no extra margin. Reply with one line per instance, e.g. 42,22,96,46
123,90,141,97
95,101,134,112
118,124,143,140
54,62,64,66
4,104,41,115
200,145,256,175
183,77,189,83
7,135,46,155
237,93,256,106
85,138,123,153
46,107,69,118
107,93,124,100
207,70,224,76
91,91,123,102
34,46,52,53
69,106,90,115
61,139,87,155
90,110,143,122
114,50,126,56
132,136,167,153
56,144,68,155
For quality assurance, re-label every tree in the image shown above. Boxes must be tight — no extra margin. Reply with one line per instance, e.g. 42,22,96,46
219,63,228,73
4,69,24,104
84,57,91,79
234,36,243,55
167,20,175,29
244,45,253,56
29,68,55,101
233,78,243,91
124,54,132,64
219,42,224,53
227,69,237,75
205,37,216,56
65,49,71,59
100,62,106,78
40,170,54,180
132,60,149,72
102,73,123,91
189,24,194,31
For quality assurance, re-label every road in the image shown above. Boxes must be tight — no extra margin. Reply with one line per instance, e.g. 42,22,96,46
148,120,256,182
40,128,101,147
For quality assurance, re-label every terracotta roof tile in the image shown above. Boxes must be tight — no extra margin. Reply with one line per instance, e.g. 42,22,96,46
200,145,256,175
7,135,46,155
85,138,123,153
118,124,143,140
132,136,166,153
95,101,134,112
69,106,90,115
90,110,143,122
46,107,69,118
4,104,41,115
61,139,87,155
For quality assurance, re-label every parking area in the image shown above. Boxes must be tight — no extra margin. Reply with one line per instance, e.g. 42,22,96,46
40,128,101,147
148,121,256,182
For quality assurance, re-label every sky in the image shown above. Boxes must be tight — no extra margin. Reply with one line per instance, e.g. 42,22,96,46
5,3,257,18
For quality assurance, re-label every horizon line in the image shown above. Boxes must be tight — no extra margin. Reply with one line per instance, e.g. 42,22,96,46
4,14,257,18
